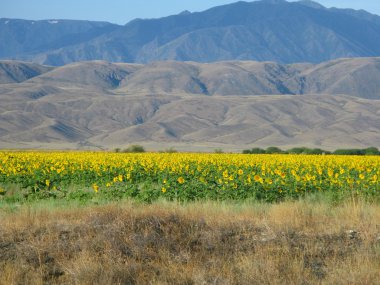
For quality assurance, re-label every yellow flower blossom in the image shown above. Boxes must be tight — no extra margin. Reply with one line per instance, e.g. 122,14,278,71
177,177,185,184
92,183,99,193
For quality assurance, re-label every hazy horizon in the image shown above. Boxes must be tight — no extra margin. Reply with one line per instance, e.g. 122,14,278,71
1,0,380,25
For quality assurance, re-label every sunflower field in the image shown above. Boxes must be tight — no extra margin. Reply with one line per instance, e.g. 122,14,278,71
0,151,379,202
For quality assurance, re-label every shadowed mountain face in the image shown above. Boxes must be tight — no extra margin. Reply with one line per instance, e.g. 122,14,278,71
0,61,53,84
2,0,380,65
0,58,379,150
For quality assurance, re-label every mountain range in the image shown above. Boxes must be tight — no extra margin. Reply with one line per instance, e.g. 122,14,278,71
1,58,379,150
2,0,380,65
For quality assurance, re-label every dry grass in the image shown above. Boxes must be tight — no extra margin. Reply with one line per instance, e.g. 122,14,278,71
1,200,380,285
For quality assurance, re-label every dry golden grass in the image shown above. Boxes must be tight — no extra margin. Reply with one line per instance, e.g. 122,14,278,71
1,200,380,284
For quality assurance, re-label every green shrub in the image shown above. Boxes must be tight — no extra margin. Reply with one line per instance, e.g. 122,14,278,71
242,148,266,154
265,147,284,154
123,145,146,153
364,147,379,155
287,147,329,155
242,146,378,156
333,149,365,155
287,147,309,154
305,148,329,155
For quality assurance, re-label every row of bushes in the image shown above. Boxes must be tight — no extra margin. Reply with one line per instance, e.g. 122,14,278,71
242,146,380,155
114,145,146,153
114,145,179,153
114,145,380,155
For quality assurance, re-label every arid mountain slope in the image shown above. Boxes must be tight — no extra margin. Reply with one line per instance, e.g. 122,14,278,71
29,61,141,90
297,58,380,99
4,57,379,98
0,61,53,84
0,92,379,150
0,58,379,150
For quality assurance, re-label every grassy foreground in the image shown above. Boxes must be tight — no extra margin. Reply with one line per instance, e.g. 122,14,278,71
1,198,380,284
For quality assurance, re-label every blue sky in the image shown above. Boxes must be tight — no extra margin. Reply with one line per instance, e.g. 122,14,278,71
1,0,379,25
